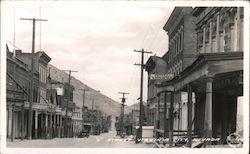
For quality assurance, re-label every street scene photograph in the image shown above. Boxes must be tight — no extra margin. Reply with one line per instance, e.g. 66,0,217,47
1,0,248,153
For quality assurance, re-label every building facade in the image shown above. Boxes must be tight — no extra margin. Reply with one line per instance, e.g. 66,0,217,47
6,47,32,140
145,7,198,140
6,46,85,141
146,7,244,147
145,56,167,128
72,106,83,137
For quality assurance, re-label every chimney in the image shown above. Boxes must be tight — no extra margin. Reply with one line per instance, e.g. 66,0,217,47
15,49,22,56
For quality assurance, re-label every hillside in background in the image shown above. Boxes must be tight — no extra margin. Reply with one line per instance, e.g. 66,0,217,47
48,64,132,118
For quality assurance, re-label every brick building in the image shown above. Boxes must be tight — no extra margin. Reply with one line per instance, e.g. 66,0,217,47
161,7,198,139
146,7,197,139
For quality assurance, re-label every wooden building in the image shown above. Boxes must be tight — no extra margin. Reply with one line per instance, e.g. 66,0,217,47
6,46,32,140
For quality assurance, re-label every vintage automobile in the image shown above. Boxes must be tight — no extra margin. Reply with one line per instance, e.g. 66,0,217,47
78,123,92,138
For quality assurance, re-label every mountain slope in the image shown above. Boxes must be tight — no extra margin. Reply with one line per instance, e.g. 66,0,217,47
48,64,131,118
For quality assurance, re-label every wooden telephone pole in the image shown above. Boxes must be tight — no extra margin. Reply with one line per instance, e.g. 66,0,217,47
62,70,78,137
20,18,47,140
134,49,152,142
80,88,88,131
118,92,129,138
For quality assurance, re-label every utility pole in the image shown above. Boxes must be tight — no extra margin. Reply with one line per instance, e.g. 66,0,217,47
20,17,47,140
91,98,95,134
62,70,78,137
80,88,88,131
134,49,152,142
118,92,129,138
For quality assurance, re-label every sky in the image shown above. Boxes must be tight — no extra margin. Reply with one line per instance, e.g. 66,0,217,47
3,1,173,106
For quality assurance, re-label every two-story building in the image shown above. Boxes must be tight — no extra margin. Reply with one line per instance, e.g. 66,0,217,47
146,7,197,141
145,56,168,138
15,49,53,139
6,46,34,140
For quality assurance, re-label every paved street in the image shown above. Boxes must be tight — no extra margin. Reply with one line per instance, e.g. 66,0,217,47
7,131,153,148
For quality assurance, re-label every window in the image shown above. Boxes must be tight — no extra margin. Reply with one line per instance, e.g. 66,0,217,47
39,64,47,83
180,30,183,52
175,39,177,55
178,32,181,52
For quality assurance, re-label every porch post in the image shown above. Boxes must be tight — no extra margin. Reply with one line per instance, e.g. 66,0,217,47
54,114,56,138
34,111,38,139
60,115,63,138
57,115,60,138
155,93,160,139
194,92,200,136
221,93,227,144
50,114,53,139
163,91,167,146
21,104,24,140
8,105,12,138
45,113,48,139
169,91,174,147
187,84,193,148
204,78,213,147
11,104,15,142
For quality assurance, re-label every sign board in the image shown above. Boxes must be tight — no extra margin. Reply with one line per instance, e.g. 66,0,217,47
56,87,64,96
142,126,154,138
149,74,174,81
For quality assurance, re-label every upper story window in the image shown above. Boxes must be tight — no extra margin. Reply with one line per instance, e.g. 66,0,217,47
39,64,47,83
178,30,182,52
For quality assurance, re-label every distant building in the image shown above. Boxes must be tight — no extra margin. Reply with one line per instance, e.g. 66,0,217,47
72,106,83,137
145,56,167,129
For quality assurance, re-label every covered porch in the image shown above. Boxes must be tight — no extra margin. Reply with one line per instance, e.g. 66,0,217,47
155,52,243,147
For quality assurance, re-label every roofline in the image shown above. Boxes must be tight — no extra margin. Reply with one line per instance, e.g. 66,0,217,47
38,51,51,63
163,7,183,31
192,7,207,16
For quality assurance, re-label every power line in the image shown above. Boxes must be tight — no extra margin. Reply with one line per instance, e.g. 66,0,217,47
39,7,42,51
13,8,15,54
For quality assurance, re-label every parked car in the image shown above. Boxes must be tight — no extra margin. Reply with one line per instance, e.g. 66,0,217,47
78,123,92,138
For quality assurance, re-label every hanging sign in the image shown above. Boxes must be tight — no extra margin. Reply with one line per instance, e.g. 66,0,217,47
149,74,174,81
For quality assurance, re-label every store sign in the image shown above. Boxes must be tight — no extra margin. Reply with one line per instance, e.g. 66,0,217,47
149,74,174,81
56,87,64,96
